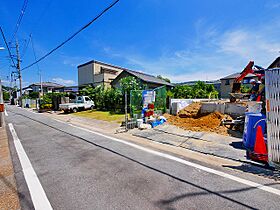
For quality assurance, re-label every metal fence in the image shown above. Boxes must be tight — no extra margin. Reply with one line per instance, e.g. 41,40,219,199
22,98,38,109
265,68,280,166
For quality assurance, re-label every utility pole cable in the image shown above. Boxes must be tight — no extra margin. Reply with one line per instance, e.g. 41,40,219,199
16,40,23,107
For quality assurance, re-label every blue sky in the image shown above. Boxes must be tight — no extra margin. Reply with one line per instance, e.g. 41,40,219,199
1,0,280,86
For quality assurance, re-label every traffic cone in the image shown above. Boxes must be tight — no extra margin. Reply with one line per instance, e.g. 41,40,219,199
253,125,268,162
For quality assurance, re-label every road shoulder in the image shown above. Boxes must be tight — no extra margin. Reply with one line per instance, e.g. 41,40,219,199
0,125,20,210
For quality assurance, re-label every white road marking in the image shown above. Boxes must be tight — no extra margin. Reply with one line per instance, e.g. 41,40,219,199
8,123,53,210
17,114,280,196
52,119,280,196
4,109,8,116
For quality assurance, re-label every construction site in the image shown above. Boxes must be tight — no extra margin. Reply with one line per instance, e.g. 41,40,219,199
131,59,280,168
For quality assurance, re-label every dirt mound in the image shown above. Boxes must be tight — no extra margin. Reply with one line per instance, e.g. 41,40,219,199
164,103,233,136
178,102,201,118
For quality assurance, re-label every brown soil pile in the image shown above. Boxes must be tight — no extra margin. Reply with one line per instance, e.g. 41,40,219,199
164,103,233,136
178,102,201,118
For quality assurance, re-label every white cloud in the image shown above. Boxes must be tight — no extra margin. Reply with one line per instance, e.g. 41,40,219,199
104,19,280,83
61,55,92,67
218,29,280,65
52,78,76,86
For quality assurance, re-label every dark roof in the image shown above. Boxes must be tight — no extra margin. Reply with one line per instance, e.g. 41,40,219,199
77,60,126,70
113,69,174,87
30,82,64,88
79,60,174,87
125,69,174,86
267,57,280,69
220,73,257,80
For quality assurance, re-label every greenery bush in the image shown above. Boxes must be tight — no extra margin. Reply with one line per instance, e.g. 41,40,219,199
172,81,219,99
3,91,10,101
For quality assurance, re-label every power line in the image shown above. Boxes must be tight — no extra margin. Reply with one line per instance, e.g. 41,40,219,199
21,35,31,59
22,0,120,71
10,0,29,42
0,27,17,68
30,34,40,72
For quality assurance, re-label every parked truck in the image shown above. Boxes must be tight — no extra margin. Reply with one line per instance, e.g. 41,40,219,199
59,96,95,113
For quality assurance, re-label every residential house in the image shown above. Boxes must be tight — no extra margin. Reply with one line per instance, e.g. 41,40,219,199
220,73,258,98
23,82,64,94
268,56,280,69
78,60,123,88
111,69,174,89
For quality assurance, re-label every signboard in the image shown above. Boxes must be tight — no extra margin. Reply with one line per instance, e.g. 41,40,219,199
142,90,155,107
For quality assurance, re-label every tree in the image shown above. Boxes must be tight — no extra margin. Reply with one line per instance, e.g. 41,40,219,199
157,75,171,83
119,76,143,94
172,81,218,99
3,91,10,101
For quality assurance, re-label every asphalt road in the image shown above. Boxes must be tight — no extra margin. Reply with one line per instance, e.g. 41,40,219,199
5,105,280,210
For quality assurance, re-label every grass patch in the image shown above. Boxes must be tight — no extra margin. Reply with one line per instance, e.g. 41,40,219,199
72,110,125,123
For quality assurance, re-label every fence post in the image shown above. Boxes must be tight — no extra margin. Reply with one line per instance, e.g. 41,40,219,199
125,91,128,131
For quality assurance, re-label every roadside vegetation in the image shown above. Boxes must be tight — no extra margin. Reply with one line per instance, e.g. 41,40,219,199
169,81,219,99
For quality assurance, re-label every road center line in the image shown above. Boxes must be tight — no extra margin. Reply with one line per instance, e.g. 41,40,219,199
52,119,280,196
8,123,53,210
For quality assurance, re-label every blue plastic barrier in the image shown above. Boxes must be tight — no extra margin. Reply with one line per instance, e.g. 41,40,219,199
243,112,266,150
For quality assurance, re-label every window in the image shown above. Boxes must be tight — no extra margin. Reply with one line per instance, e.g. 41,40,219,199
85,97,90,101
225,80,230,85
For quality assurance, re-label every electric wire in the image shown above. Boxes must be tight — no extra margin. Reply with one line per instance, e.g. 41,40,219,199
10,0,29,42
0,27,17,68
21,0,120,71
21,36,31,59
30,34,41,74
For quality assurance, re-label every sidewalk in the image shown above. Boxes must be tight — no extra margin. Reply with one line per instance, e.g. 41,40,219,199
0,125,20,210
130,123,261,165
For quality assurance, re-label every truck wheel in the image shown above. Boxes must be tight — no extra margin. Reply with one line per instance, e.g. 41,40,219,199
72,108,78,113
90,105,94,110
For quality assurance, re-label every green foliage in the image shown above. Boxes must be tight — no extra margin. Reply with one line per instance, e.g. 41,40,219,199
172,81,219,99
29,91,39,99
39,93,53,109
3,91,10,101
80,85,124,112
119,76,143,94
241,85,251,93
157,75,171,83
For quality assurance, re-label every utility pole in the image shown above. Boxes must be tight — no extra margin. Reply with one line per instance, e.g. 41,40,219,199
40,69,43,97
16,39,23,107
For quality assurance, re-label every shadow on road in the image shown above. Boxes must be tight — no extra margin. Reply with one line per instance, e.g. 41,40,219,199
223,164,280,181
229,141,245,150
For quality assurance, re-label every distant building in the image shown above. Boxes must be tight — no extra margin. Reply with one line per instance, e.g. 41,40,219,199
23,82,64,94
220,73,257,98
78,60,123,88
111,69,174,89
